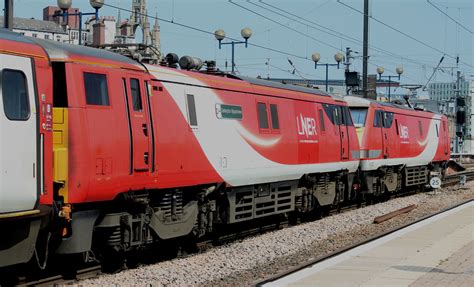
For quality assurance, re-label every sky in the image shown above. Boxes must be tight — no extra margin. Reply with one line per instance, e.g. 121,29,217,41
4,0,474,94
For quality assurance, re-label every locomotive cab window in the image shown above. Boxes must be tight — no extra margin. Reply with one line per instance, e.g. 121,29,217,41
383,112,394,128
130,78,143,111
323,104,336,125
373,110,383,127
257,102,269,129
186,94,198,126
2,69,30,120
350,108,367,127
84,72,110,106
270,104,279,130
418,120,423,136
342,106,353,126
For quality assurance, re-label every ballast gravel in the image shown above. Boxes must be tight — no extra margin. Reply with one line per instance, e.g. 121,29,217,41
78,182,473,286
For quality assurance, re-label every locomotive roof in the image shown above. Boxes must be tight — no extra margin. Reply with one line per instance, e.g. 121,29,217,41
345,95,442,116
232,75,343,100
0,29,143,69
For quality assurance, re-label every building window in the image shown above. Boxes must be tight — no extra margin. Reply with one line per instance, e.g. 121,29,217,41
32,33,38,38
269,104,279,130
186,94,198,126
130,78,142,111
2,69,30,121
83,72,110,106
44,34,50,40
257,102,269,129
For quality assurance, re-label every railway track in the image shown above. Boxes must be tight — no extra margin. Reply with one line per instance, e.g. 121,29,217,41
17,171,473,286
443,170,474,186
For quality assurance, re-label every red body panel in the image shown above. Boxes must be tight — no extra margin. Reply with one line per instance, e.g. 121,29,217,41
359,102,450,170
63,63,361,203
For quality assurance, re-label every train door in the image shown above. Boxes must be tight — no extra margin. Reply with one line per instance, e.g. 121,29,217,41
336,106,350,160
124,75,150,172
382,111,394,158
374,110,388,158
0,54,38,213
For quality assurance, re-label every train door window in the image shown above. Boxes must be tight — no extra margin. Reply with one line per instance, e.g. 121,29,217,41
343,106,354,126
52,62,68,107
2,69,30,120
418,121,423,136
323,104,336,124
436,124,439,137
257,102,269,129
269,104,279,130
373,110,383,127
395,119,399,135
318,110,326,132
186,94,198,126
383,112,394,128
333,106,341,125
84,72,109,106
130,78,143,111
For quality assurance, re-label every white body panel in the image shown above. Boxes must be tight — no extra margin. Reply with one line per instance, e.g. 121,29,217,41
148,66,358,187
0,54,37,213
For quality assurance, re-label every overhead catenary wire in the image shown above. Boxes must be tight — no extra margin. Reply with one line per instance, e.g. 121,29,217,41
257,0,435,70
102,2,310,61
228,0,343,52
427,0,473,34
336,0,474,69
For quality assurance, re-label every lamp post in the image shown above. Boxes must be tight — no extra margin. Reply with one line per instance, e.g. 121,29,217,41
55,0,104,45
377,66,404,102
214,28,252,74
312,52,344,92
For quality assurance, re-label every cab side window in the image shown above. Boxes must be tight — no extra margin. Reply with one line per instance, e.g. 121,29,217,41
2,69,30,120
130,78,143,111
269,104,280,130
84,72,110,106
257,102,269,129
373,110,383,127
383,112,394,128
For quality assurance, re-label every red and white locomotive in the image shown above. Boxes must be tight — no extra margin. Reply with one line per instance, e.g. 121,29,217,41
0,30,450,271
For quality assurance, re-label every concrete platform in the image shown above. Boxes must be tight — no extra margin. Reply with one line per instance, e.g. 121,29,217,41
266,201,473,287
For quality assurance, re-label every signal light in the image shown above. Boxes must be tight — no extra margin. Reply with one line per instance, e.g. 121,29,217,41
456,111,466,125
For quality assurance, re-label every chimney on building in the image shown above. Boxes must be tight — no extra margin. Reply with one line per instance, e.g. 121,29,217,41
93,21,106,46
43,6,80,29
